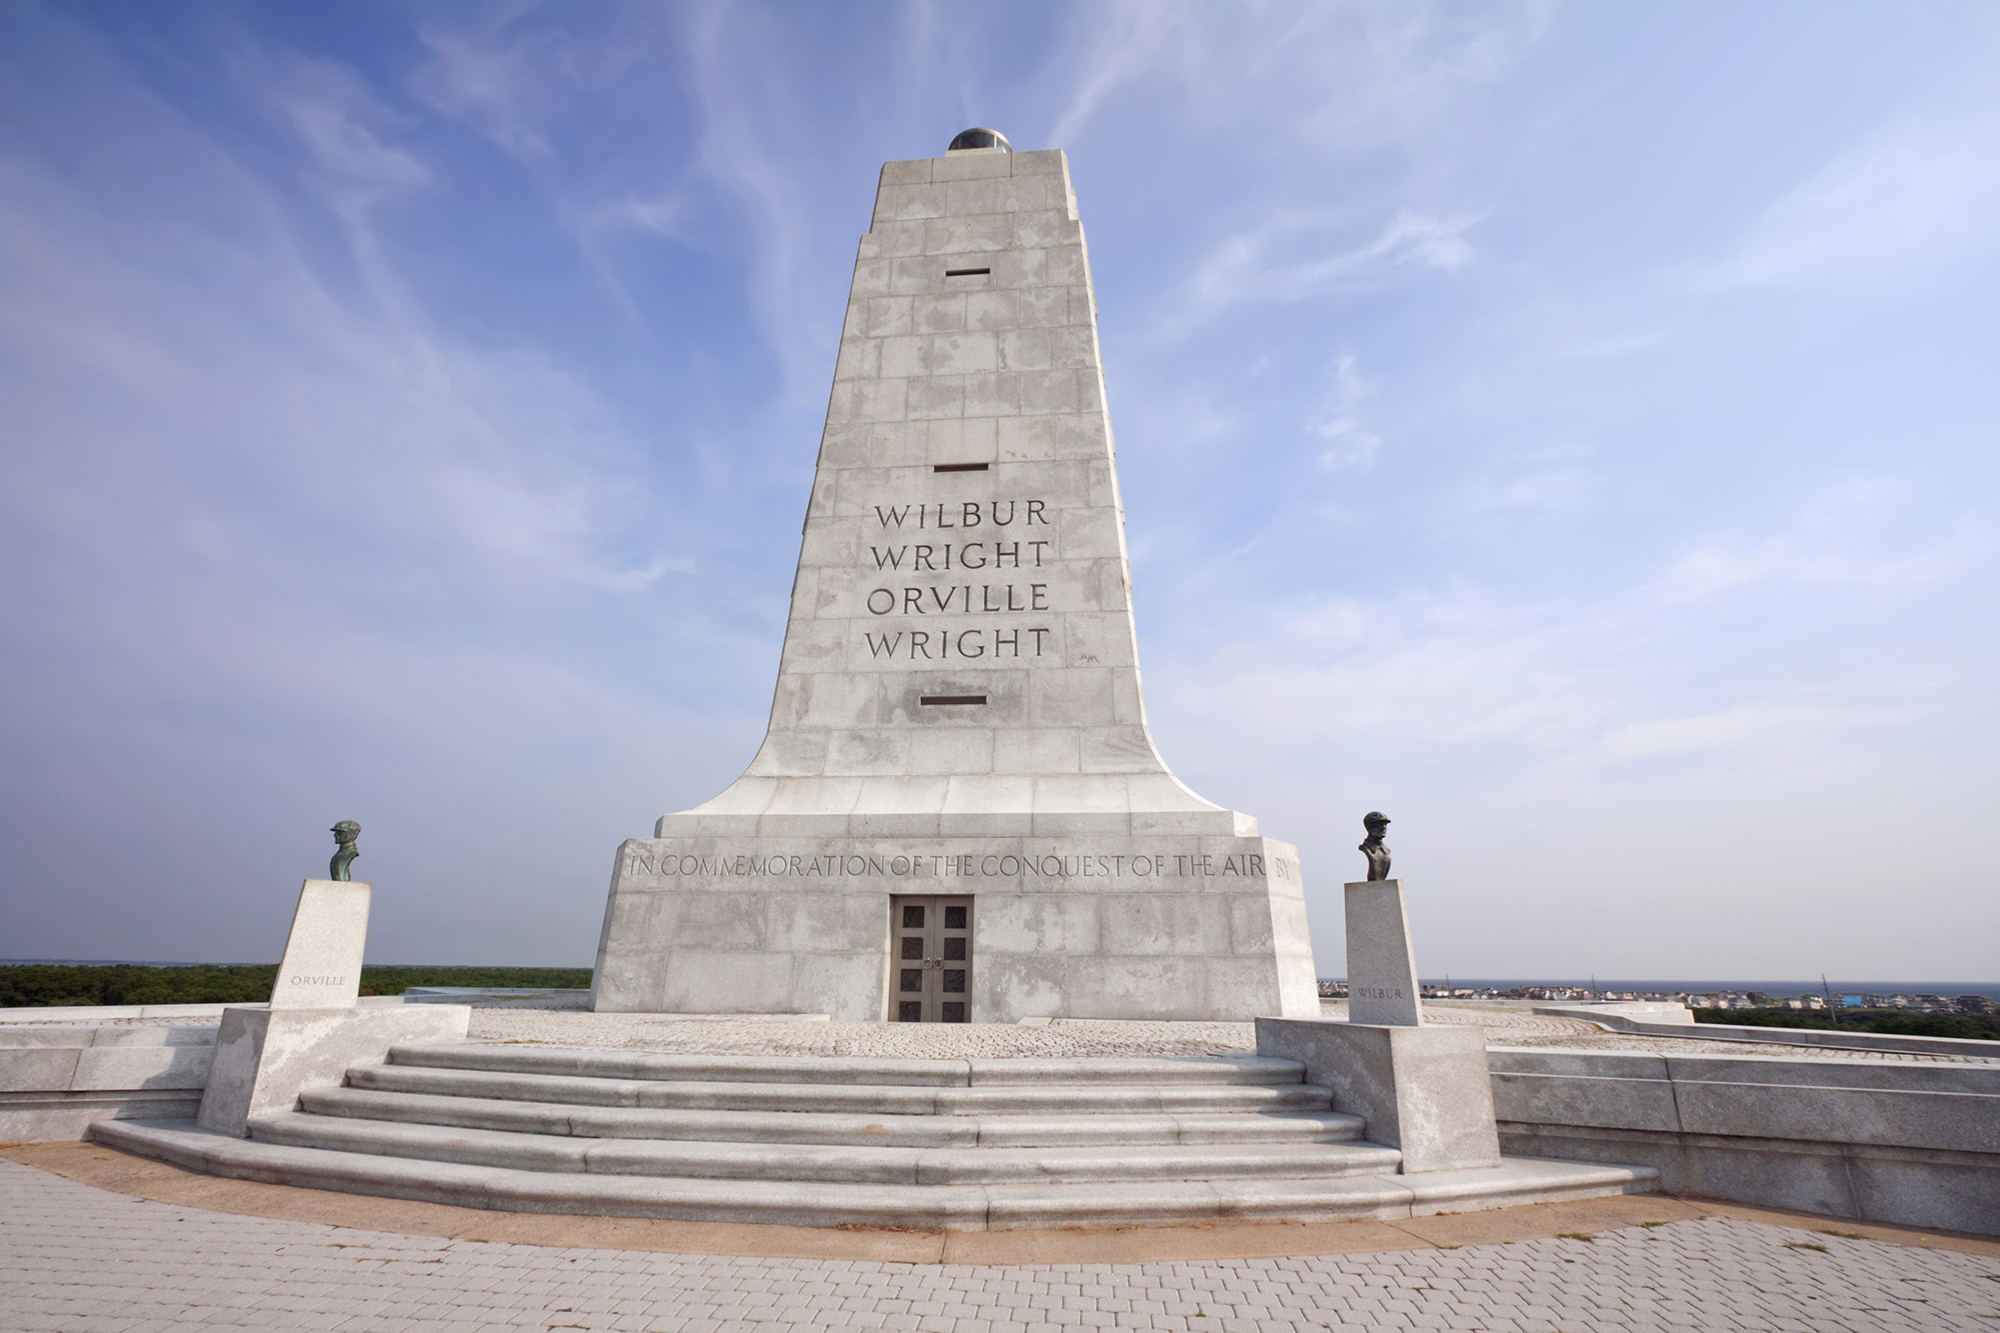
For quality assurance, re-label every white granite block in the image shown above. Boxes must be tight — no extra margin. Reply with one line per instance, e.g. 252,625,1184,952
858,218,926,256
951,288,1008,332
1012,209,1082,249
924,212,1012,253
908,370,968,418
941,177,1005,217
1000,174,1061,213
996,327,1052,372
912,293,968,333
856,295,914,338
932,149,1012,181
924,416,998,463
828,377,906,424
832,337,880,381
270,881,370,1011
879,158,932,186
904,726,996,775
1258,1019,1502,1173
877,333,927,378
991,725,1081,774
995,415,1059,461
1078,725,1158,772
873,182,945,223
1345,880,1422,1026
931,774,1030,821
991,247,1048,289
868,421,932,466
929,331,998,375
1046,324,1097,369
197,1004,470,1136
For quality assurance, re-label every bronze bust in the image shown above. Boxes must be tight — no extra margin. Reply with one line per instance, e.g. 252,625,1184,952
1359,811,1391,881
329,821,361,882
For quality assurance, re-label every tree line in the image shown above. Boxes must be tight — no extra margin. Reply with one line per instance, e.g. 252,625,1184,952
1694,1007,1998,1041
0,964,593,1008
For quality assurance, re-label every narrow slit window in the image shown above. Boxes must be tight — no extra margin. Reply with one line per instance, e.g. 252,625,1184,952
920,695,987,706
932,463,989,473
944,267,990,277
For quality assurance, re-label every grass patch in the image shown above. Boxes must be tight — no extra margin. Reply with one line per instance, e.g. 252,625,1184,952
1557,1232,1595,1243
1784,1242,1831,1253
1819,1229,1865,1240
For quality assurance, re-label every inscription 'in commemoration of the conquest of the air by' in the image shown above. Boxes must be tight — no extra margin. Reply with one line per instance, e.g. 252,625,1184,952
621,847,1303,884
862,498,1054,662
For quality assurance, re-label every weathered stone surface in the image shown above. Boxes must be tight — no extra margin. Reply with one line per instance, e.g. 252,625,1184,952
592,145,1316,1022
593,836,1315,1020
1256,1018,1503,1174
1343,880,1420,1026
195,1005,470,1137
270,880,371,1010
1489,1047,2000,1234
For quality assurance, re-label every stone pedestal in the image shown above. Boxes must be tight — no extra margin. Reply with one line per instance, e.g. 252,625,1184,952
195,1004,470,1135
196,876,471,1136
271,879,371,1009
1344,879,1420,1026
1256,1018,1501,1173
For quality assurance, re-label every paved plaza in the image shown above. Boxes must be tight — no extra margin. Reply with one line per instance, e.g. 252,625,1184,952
4,1155,1997,1332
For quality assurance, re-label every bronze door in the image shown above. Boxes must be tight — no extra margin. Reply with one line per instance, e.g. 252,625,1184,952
890,896,973,1022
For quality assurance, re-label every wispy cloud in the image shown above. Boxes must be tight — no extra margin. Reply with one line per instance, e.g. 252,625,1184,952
1713,113,2000,288
1171,209,1478,331
1653,481,1967,602
1311,352,1382,472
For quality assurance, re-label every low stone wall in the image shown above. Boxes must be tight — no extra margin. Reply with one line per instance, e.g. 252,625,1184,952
1533,1003,2000,1059
1491,1046,2000,1235
0,1025,217,1142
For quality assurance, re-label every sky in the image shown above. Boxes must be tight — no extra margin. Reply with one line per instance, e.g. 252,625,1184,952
2,1,1996,982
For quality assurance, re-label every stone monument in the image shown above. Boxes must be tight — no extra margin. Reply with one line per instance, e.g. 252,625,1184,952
1257,814,1502,1172
591,132,1319,1022
198,824,468,1135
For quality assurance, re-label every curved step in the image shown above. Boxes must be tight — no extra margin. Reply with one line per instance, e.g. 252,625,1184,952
347,1063,1335,1116
249,1112,1403,1185
92,1118,1659,1231
388,1046,1306,1088
297,1086,1366,1148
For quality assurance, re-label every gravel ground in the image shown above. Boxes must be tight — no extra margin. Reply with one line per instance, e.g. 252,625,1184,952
464,1001,1997,1063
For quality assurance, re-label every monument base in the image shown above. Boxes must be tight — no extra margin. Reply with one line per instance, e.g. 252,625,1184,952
196,1004,471,1136
592,831,1318,1022
1256,1018,1502,1173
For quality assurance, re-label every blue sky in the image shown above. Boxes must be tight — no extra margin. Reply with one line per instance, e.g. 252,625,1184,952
2,1,1995,980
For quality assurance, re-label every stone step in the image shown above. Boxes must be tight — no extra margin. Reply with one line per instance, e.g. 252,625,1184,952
299,1086,1368,1148
387,1046,1307,1087
346,1063,1336,1116
249,1112,1404,1186
91,1119,1660,1231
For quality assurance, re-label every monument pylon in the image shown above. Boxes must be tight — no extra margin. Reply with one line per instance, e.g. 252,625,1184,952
591,131,1319,1022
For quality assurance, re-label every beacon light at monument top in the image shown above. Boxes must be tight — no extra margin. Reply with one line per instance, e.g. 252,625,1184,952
591,130,1320,1023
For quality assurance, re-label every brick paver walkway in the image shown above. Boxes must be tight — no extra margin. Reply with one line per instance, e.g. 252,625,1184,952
3,1161,1996,1332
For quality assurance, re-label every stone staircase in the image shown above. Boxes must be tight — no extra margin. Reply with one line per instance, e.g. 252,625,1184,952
92,1044,1656,1230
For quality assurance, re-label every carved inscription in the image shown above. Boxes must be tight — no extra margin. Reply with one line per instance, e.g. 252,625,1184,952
865,498,1053,660
620,846,1295,883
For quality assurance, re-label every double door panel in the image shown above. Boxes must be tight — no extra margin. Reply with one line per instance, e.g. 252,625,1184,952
891,895,972,1022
